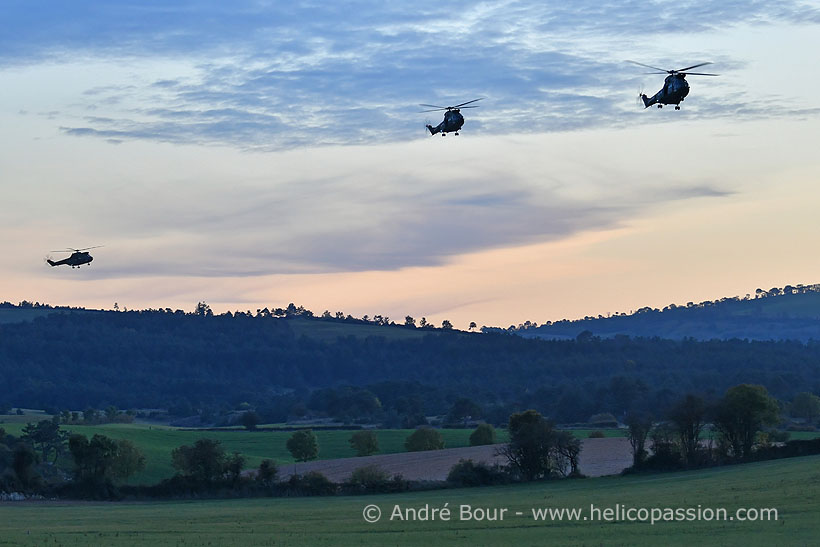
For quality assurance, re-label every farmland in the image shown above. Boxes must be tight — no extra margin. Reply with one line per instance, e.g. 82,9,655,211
1,454,817,546
1,420,511,484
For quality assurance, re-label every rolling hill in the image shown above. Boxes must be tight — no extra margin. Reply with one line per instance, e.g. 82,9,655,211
511,286,820,342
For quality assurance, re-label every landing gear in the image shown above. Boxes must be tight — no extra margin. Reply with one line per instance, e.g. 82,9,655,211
454,132,459,136
674,106,680,110
657,104,663,109
441,133,445,137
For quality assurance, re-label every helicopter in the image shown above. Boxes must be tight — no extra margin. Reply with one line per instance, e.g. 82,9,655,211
46,246,102,268
627,61,718,110
420,98,483,136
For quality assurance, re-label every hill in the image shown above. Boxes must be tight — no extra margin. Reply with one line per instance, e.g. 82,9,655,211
511,285,820,342
2,299,820,425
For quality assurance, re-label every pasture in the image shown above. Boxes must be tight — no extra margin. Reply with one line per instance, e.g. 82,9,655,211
1,455,817,546
0,420,511,484
4,416,817,485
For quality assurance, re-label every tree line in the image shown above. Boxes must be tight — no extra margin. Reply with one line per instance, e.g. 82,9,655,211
2,306,820,425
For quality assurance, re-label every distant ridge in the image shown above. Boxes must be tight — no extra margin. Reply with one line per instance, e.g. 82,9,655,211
505,284,820,342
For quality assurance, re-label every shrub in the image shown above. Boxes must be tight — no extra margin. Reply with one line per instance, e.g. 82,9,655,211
256,459,278,487
405,427,444,452
588,430,605,438
469,424,496,446
343,464,408,494
286,471,337,496
447,459,509,487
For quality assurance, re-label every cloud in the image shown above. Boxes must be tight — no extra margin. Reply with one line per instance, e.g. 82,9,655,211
31,137,730,279
3,1,816,150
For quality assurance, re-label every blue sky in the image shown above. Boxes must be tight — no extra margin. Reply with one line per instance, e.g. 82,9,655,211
2,1,820,326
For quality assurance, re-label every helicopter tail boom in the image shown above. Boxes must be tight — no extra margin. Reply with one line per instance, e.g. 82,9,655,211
46,259,58,267
426,124,440,135
640,93,654,108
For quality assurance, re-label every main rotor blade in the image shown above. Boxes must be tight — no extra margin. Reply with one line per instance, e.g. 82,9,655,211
458,105,481,109
677,62,712,72
625,60,669,73
419,108,447,113
419,103,446,109
681,72,719,76
76,245,104,251
453,98,483,108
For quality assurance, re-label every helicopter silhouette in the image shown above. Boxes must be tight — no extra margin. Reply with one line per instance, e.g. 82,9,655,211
627,61,718,110
420,98,483,136
46,246,102,268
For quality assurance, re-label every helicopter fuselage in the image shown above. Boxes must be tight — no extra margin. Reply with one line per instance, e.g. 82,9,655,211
427,109,465,136
47,252,93,268
642,74,690,109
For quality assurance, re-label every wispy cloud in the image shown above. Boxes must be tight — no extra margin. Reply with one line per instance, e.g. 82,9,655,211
3,1,816,150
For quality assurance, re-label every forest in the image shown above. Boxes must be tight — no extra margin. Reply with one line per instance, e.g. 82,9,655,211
511,283,820,341
1,299,819,425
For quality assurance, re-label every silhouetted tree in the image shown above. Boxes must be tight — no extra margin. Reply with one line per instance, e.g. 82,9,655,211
287,430,319,462
256,459,278,487
240,411,261,431
469,424,496,446
500,409,565,480
668,394,708,465
626,412,653,468
194,302,213,317
171,438,227,484
69,434,145,485
21,419,67,463
349,430,379,456
714,384,779,460
11,443,41,490
404,427,444,452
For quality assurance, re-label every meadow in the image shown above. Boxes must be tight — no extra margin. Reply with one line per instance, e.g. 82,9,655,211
4,415,818,485
0,454,817,546
1,419,514,484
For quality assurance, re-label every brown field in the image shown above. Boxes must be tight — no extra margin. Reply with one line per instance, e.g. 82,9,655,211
276,437,632,482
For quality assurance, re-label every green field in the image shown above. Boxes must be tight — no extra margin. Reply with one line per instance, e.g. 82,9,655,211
1,455,817,546
4,417,817,486
0,420,510,484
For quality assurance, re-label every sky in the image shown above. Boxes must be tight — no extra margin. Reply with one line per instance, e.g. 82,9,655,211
2,1,820,329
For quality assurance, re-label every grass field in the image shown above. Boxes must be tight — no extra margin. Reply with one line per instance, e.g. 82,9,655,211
0,420,510,484
0,454,817,546
3,416,817,485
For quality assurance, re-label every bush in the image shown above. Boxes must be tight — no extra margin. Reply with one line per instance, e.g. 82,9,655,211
405,427,444,452
285,471,337,496
256,459,278,487
343,464,409,494
447,459,509,487
469,424,496,446
588,430,605,438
